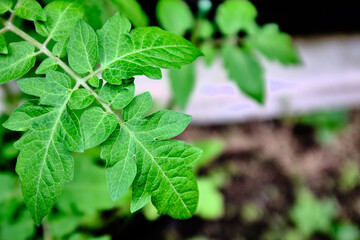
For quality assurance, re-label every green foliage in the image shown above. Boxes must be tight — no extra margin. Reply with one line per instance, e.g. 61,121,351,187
222,43,265,103
297,109,349,144
35,57,57,74
0,0,12,14
157,0,194,36
0,33,8,54
109,0,148,27
339,161,360,192
97,13,202,84
14,0,46,21
246,24,300,64
1,0,202,227
169,64,195,110
290,189,337,237
215,0,257,36
67,20,98,74
0,42,36,84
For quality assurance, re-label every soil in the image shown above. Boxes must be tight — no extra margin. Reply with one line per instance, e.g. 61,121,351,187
97,112,360,240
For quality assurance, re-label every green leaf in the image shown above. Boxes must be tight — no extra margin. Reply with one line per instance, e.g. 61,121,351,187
196,178,224,220
192,139,225,172
52,37,67,58
156,0,194,36
44,0,83,41
101,105,201,218
222,43,265,103
198,19,214,39
3,71,84,225
200,42,216,66
122,91,152,121
34,20,49,37
97,13,202,84
100,82,135,110
169,63,195,110
17,71,73,106
0,42,36,84
14,0,46,21
88,75,100,88
35,58,57,74
215,0,257,36
0,33,7,54
67,19,98,74
290,189,336,237
101,126,136,201
69,88,95,110
110,0,149,27
0,0,12,14
80,107,117,150
247,23,300,64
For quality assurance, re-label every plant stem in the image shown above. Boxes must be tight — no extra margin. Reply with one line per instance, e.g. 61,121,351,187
7,22,123,120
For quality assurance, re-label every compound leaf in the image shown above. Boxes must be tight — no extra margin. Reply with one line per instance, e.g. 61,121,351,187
169,63,195,110
157,0,194,36
0,42,36,84
35,58,57,74
69,89,95,110
100,82,135,110
122,91,152,121
247,23,300,64
34,20,49,38
215,0,257,36
0,0,12,14
101,92,200,218
14,0,46,21
0,34,7,54
222,43,265,104
44,0,83,41
2,71,83,226
80,107,117,150
97,13,202,84
67,19,98,74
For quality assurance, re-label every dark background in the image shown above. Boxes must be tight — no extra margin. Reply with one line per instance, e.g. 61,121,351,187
138,0,360,36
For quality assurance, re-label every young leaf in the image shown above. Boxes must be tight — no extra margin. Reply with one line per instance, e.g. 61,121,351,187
109,0,149,27
69,89,95,110
52,37,68,58
0,42,36,84
14,0,46,21
67,20,98,74
222,43,265,104
246,23,300,64
0,34,7,54
157,0,194,36
35,58,57,74
44,0,83,40
215,0,257,36
0,0,12,14
97,13,202,84
122,91,152,121
169,63,195,110
2,71,84,225
100,82,135,110
88,75,100,88
34,21,49,37
80,107,117,150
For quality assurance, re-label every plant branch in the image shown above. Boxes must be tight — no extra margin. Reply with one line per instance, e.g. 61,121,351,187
7,22,123,120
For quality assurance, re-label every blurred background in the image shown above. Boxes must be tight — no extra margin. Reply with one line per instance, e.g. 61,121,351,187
1,0,360,240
